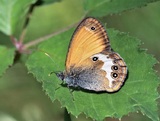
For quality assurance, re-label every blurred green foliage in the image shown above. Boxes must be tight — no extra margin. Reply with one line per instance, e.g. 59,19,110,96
0,0,160,121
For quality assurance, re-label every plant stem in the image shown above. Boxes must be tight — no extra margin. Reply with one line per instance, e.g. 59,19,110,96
23,15,87,50
23,22,77,50
19,28,27,43
64,108,72,121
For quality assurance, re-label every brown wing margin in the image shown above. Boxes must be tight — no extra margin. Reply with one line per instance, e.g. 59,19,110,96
65,17,111,70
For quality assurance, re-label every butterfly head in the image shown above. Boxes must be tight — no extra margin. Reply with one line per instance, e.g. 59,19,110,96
55,71,65,81
55,70,80,88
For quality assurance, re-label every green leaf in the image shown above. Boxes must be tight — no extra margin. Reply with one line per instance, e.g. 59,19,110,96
0,0,36,35
0,46,15,76
26,28,160,120
84,0,160,17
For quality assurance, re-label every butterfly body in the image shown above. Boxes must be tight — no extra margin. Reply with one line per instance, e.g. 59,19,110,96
56,17,127,92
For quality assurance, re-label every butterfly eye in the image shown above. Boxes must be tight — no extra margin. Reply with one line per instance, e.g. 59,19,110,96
111,65,118,70
92,57,98,61
91,26,95,30
111,72,118,78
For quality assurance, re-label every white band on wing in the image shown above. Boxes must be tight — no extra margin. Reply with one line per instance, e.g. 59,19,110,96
91,53,114,87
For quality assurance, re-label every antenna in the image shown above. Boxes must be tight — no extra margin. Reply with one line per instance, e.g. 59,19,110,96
37,49,61,76
44,52,55,65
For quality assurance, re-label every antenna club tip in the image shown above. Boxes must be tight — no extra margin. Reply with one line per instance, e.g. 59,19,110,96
45,52,49,57
48,71,55,76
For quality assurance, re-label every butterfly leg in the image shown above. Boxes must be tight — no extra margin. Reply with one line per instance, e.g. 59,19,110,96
68,87,75,101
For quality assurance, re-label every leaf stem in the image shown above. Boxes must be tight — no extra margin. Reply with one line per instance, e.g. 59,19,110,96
19,27,27,43
10,35,17,44
23,22,77,50
64,108,72,121
23,14,87,50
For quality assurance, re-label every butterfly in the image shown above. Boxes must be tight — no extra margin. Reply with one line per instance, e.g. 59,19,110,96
55,17,127,92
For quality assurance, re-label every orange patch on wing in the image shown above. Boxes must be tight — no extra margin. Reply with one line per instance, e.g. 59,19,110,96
66,18,110,70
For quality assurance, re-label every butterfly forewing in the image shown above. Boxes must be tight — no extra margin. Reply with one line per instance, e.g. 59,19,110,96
66,18,111,70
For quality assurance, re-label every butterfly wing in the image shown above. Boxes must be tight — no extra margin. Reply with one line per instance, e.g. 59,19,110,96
66,17,111,70
88,52,127,92
64,17,127,92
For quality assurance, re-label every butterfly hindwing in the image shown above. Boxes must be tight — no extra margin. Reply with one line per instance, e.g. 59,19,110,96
90,52,127,92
